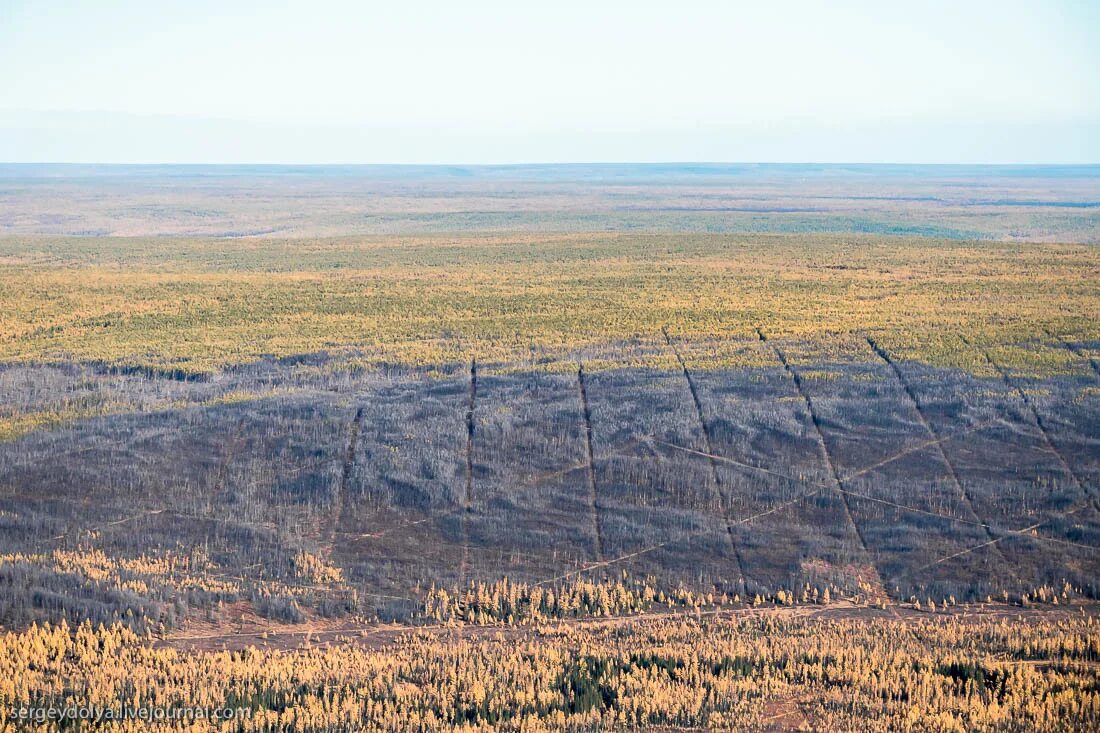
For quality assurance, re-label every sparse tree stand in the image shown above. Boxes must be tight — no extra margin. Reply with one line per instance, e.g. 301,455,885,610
2,611,1098,731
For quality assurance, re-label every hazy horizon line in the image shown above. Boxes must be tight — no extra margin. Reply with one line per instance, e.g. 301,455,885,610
4,161,1099,170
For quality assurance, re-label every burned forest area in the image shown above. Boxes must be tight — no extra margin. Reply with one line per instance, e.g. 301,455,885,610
2,166,1100,731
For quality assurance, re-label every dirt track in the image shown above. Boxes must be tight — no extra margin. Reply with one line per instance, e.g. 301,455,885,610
160,599,1100,654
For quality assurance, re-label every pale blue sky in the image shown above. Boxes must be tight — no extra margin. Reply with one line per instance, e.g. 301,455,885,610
2,0,1098,163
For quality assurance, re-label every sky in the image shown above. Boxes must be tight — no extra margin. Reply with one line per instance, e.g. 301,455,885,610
1,0,1098,164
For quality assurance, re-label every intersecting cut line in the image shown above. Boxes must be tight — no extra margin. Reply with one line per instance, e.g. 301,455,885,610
460,358,478,588
538,411,1094,588
662,325,750,586
576,362,606,562
864,334,1014,571
534,486,828,587
962,335,1099,513
755,326,872,555
327,405,364,544
15,329,1100,604
895,502,1095,581
652,422,1039,538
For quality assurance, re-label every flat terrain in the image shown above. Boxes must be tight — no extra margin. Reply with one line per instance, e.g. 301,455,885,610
3,163,1099,241
0,229,1097,628
1,232,1097,374
1,342,1097,628
1,164,1098,731
6,602,1099,731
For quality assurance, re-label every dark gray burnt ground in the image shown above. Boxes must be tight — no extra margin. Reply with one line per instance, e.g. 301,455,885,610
0,343,1097,625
